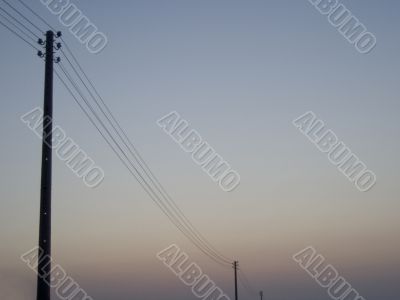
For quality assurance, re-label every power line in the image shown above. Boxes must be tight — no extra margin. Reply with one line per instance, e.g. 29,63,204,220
238,268,258,296
0,17,40,51
239,275,256,296
0,6,40,39
59,45,232,265
0,0,43,34
56,64,229,267
15,0,56,32
55,62,231,267
0,0,227,266
6,0,232,266
0,9,37,44
2,0,265,296
57,62,230,267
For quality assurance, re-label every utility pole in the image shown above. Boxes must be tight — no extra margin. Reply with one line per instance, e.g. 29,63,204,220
36,30,61,300
260,290,263,300
233,261,238,300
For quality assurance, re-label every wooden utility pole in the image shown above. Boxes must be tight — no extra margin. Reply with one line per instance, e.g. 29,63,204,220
36,30,61,300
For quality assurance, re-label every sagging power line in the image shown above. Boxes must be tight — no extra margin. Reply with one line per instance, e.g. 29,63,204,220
0,0,265,299
1,0,232,269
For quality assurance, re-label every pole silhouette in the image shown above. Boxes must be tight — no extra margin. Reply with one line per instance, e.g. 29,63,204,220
233,261,238,300
260,290,263,300
36,30,54,300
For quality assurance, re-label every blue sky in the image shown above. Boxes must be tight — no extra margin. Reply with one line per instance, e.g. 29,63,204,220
0,1,399,299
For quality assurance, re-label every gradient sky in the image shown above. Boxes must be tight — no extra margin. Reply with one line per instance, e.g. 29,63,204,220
0,1,399,299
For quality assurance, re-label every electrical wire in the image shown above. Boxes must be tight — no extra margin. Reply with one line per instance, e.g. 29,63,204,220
58,62,230,267
239,268,258,296
59,45,232,265
2,0,263,292
6,0,233,266
0,0,43,34
15,0,57,32
56,63,231,267
0,6,40,39
0,16,40,51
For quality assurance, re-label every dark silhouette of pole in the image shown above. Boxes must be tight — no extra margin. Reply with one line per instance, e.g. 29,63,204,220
260,290,263,300
36,30,54,300
233,261,238,300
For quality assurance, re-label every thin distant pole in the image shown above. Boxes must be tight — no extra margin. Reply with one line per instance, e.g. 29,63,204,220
36,30,54,300
233,261,238,300
260,290,263,300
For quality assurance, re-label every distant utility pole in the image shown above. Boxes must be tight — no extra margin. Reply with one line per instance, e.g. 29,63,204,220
260,290,263,300
233,261,238,300
36,30,61,300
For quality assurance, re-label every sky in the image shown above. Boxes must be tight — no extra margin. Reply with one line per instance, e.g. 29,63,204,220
0,0,399,299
